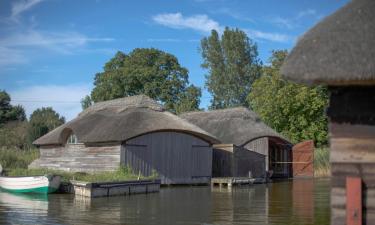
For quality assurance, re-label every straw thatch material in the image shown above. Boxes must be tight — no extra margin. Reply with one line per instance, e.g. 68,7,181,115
281,0,375,85
180,107,288,146
33,95,219,145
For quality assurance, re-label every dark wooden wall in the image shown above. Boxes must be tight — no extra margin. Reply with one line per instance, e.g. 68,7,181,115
233,146,266,178
244,137,269,171
212,144,265,178
244,137,292,178
212,144,234,177
328,86,375,225
122,131,212,185
29,143,121,172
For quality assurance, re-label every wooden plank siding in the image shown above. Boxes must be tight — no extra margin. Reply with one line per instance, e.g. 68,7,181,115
212,144,266,178
244,137,269,171
122,131,212,185
328,86,375,225
330,123,375,225
29,143,121,172
212,144,234,177
233,146,265,178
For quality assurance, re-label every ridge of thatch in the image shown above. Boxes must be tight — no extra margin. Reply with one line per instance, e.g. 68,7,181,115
79,95,164,117
281,0,375,85
180,107,289,146
33,95,219,146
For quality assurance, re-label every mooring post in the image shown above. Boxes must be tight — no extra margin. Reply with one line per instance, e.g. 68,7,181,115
346,177,362,225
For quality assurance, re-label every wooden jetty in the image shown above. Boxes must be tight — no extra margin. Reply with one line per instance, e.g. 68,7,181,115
211,177,266,187
60,179,160,198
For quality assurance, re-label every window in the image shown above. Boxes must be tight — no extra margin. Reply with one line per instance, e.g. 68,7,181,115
67,134,78,144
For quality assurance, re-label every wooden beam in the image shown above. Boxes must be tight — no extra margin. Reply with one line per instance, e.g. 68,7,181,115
346,177,362,225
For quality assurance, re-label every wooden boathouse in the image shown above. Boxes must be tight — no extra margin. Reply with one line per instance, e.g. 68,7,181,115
31,95,220,185
281,0,375,224
181,107,293,179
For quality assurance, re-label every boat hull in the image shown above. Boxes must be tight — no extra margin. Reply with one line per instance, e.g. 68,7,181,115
0,175,61,194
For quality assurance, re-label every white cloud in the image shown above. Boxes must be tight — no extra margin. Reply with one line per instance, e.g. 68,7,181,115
0,29,114,66
269,9,318,29
296,9,316,19
152,12,222,33
245,29,292,43
0,30,114,54
11,0,44,21
212,8,255,23
146,38,199,43
9,84,92,121
0,47,28,66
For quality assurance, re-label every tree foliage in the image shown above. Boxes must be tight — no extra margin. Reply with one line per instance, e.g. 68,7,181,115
201,28,261,109
0,90,26,125
247,50,328,146
81,95,93,110
28,107,65,142
90,48,201,113
0,121,30,149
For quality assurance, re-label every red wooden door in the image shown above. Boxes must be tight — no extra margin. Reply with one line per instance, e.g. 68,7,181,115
292,140,314,177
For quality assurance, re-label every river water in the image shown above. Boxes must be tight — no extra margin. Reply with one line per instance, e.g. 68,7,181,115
0,179,330,225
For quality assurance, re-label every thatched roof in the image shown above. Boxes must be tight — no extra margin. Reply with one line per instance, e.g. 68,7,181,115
33,95,219,146
281,0,375,85
180,107,289,146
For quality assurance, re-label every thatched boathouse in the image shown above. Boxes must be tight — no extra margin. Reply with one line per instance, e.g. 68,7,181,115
281,0,375,224
181,107,293,179
31,95,219,185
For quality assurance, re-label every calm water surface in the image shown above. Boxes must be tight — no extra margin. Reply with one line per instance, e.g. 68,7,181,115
0,179,330,225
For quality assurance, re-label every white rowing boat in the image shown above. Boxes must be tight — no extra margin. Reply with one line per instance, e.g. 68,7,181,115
0,175,61,194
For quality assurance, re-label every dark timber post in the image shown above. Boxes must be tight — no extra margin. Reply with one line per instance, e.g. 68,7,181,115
280,0,375,224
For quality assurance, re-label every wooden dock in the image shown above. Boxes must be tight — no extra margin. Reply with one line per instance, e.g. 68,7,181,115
60,179,161,198
211,177,266,187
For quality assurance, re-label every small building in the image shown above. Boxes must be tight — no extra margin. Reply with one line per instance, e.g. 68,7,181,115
281,0,375,224
31,95,219,185
180,107,293,179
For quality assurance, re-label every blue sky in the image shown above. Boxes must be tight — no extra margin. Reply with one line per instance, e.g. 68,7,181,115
0,0,348,120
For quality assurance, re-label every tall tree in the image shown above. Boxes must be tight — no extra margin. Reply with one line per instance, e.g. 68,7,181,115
28,107,65,142
0,90,26,125
201,27,261,109
247,50,328,146
90,48,201,113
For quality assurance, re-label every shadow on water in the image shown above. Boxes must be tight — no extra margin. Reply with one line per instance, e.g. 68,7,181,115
0,179,330,225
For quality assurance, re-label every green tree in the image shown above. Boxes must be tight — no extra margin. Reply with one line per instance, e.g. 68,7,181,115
0,121,30,149
174,85,202,114
81,95,93,110
247,50,328,146
91,48,201,113
201,27,261,109
0,90,26,125
28,107,65,142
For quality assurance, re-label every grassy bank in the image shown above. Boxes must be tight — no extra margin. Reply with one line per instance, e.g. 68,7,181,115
314,147,330,177
6,166,150,183
0,147,155,182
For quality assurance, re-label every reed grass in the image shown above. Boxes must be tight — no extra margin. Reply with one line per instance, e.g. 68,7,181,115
0,147,39,171
314,147,330,177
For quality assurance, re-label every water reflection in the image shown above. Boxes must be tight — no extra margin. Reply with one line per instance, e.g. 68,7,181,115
0,179,330,225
